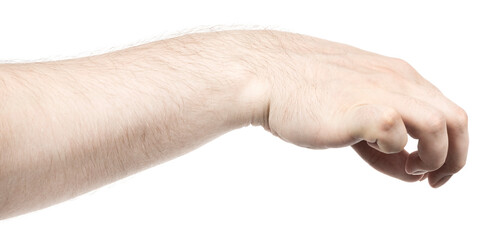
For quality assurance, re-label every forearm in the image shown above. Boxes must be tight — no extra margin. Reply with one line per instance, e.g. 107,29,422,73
0,31,265,219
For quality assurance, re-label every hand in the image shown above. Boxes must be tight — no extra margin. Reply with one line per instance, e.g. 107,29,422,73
243,31,468,187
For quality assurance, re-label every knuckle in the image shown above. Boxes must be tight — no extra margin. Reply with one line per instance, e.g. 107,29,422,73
383,141,406,154
391,58,415,73
450,107,468,130
449,159,467,173
398,133,408,150
429,158,447,170
381,131,408,154
377,108,401,132
424,112,447,134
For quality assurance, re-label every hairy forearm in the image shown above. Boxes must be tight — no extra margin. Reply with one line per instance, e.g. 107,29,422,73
0,31,266,219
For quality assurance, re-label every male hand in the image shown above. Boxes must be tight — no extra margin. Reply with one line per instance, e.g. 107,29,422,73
242,31,468,187
0,30,469,220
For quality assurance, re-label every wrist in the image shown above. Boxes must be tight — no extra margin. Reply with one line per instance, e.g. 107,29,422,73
230,68,271,129
169,31,271,130
221,33,271,130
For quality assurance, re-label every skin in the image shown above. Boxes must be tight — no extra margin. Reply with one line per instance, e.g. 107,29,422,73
0,30,468,220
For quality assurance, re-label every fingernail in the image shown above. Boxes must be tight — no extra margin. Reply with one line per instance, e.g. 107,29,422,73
432,175,453,188
419,173,429,181
411,169,428,175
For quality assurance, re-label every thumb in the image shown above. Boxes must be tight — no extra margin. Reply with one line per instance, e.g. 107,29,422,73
346,104,408,154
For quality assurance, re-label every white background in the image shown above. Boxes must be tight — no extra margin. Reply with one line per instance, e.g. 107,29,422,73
1,0,485,239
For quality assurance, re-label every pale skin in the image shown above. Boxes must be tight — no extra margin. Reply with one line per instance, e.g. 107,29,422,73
0,30,468,220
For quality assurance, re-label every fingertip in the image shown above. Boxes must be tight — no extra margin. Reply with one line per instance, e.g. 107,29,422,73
405,151,420,174
401,174,423,182
419,172,429,181
430,175,453,188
